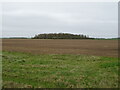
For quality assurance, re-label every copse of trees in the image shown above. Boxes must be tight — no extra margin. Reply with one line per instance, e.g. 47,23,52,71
32,33,93,39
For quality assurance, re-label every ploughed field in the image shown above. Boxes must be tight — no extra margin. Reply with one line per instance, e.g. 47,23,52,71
2,39,118,57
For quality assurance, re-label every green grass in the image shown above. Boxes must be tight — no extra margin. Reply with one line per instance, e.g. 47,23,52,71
2,51,119,88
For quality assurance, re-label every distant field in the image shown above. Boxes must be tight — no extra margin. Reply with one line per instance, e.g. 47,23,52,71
2,39,118,57
1,39,119,88
2,51,118,88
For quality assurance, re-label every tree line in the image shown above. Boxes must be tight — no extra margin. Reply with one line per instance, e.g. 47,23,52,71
32,33,93,39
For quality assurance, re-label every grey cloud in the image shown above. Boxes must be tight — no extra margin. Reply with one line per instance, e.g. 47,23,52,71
2,2,118,38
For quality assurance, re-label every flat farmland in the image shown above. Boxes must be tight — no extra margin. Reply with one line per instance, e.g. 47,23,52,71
1,39,119,88
2,39,118,57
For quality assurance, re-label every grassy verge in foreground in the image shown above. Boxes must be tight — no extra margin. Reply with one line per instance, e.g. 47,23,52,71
2,51,119,88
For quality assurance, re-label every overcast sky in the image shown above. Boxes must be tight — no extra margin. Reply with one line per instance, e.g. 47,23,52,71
2,2,118,38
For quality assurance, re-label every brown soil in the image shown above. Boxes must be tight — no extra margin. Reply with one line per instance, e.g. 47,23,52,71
2,39,118,57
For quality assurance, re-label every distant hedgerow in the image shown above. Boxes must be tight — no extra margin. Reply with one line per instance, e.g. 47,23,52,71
32,33,92,39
